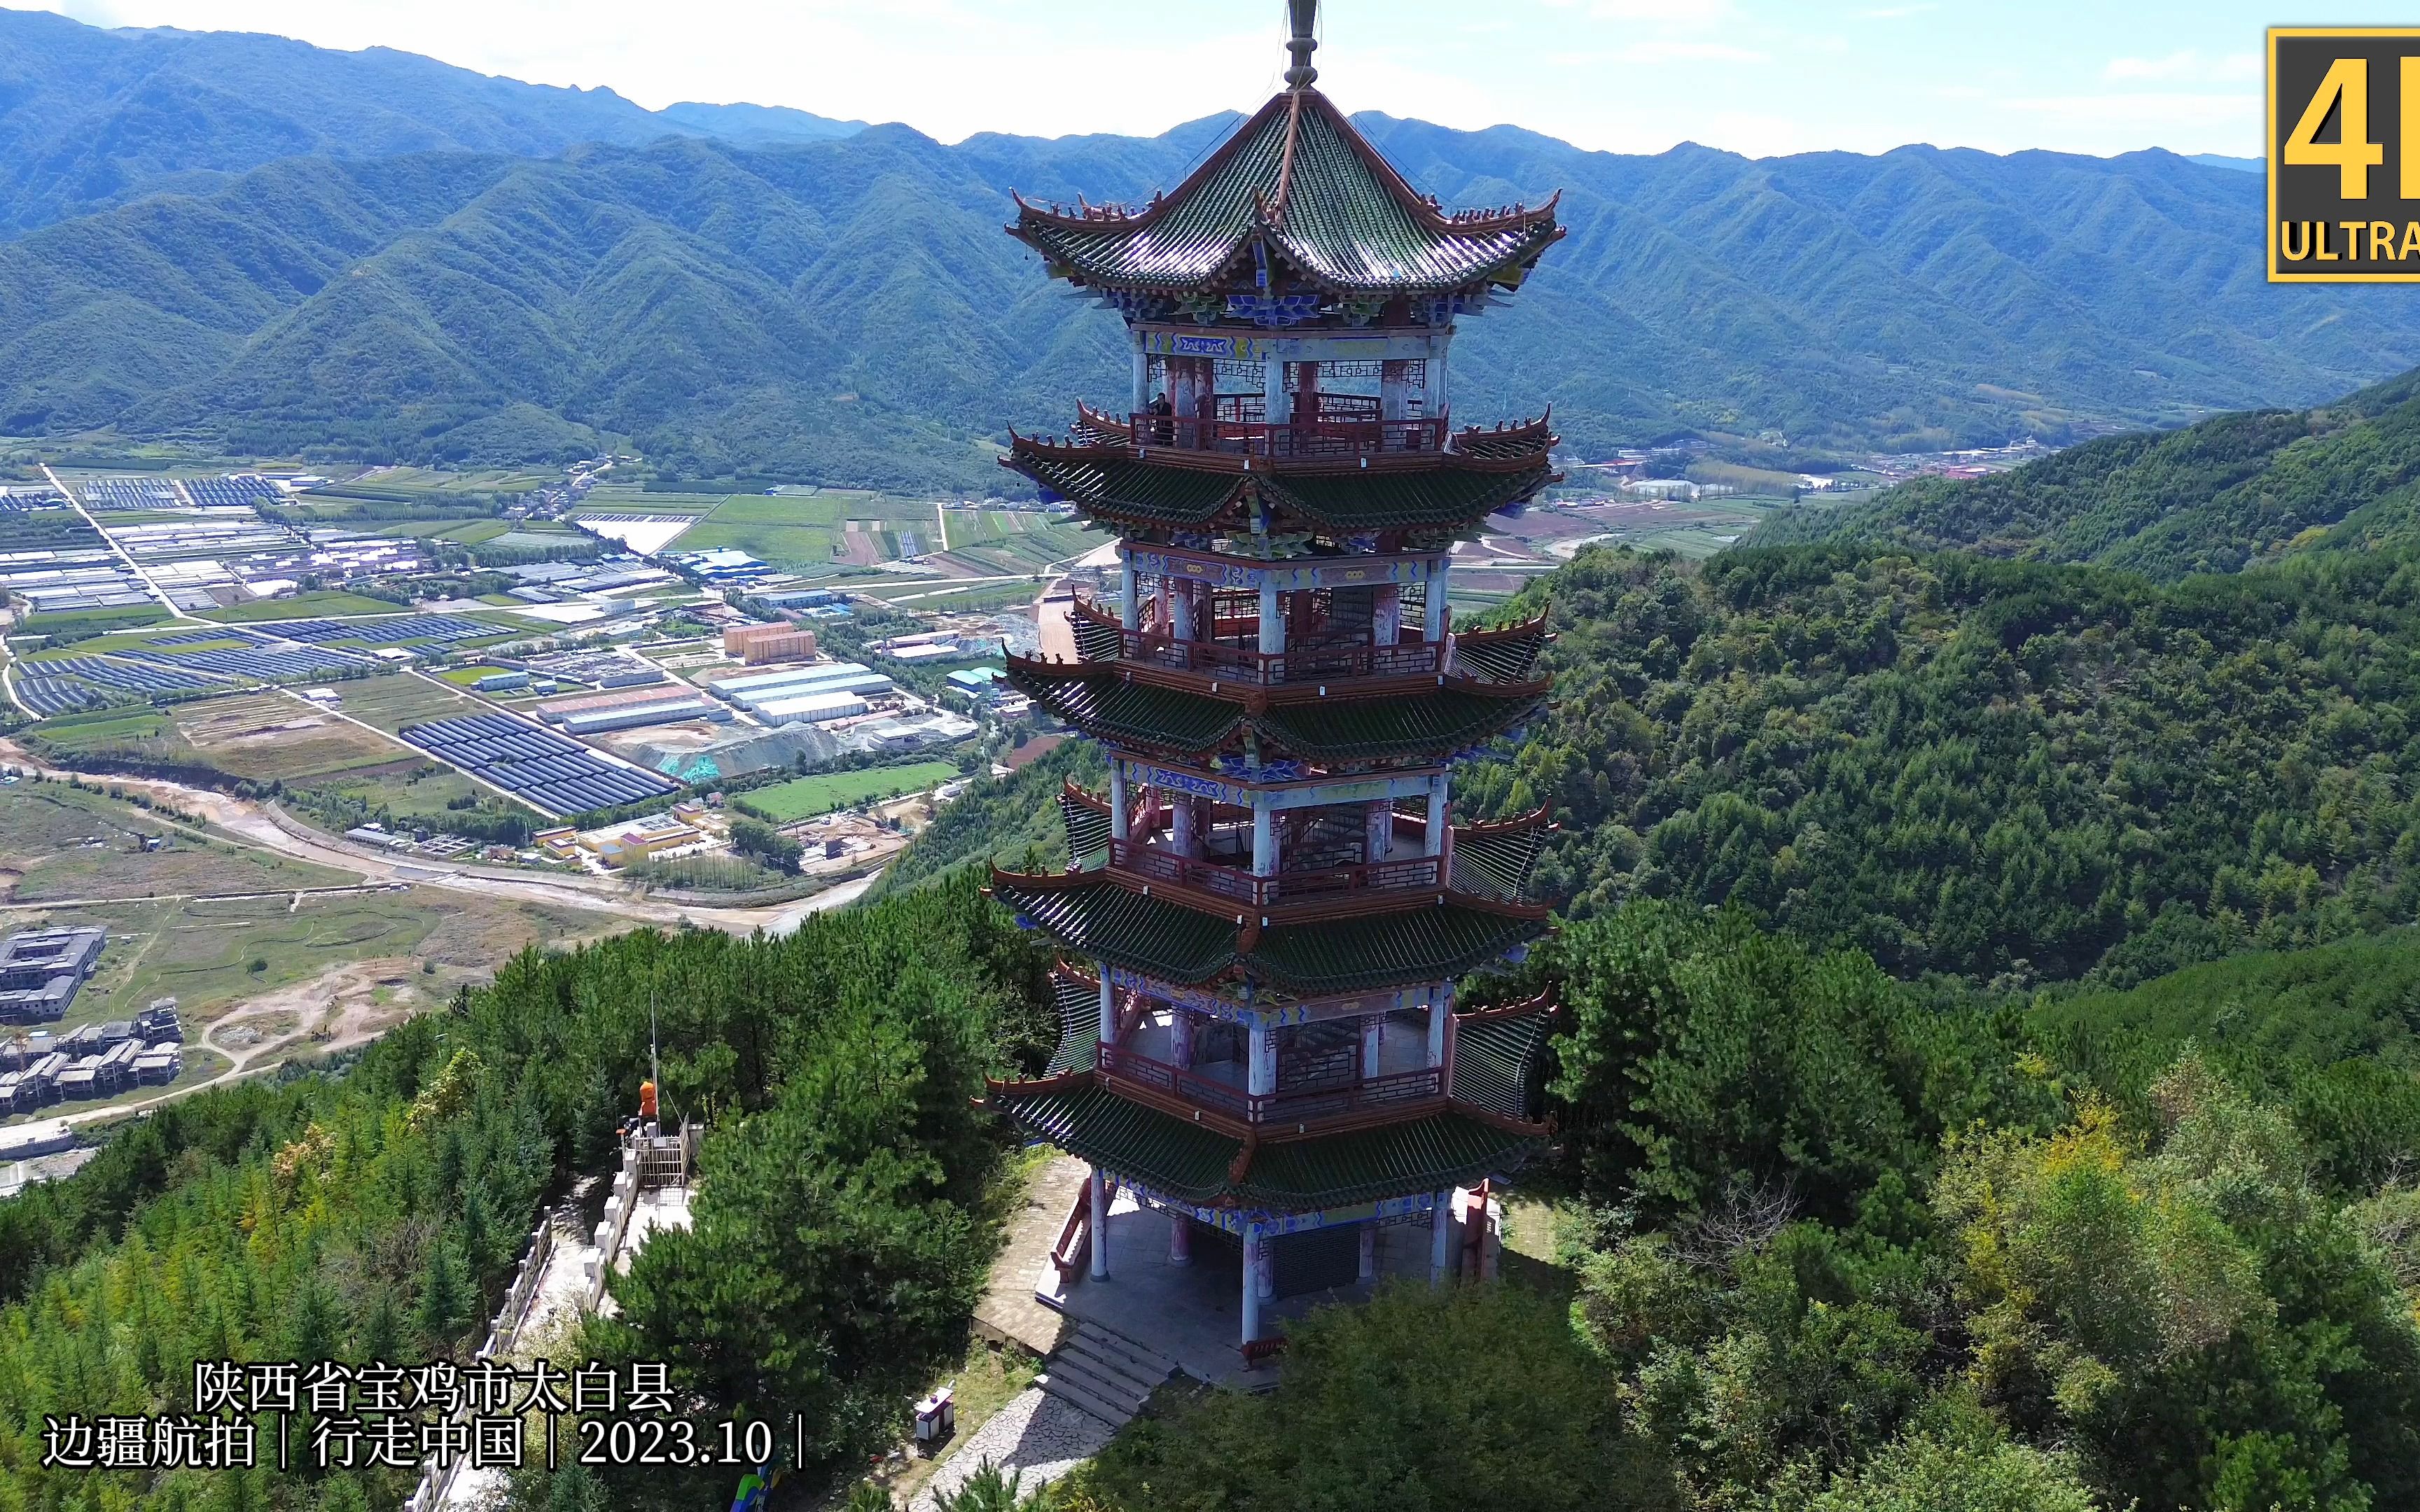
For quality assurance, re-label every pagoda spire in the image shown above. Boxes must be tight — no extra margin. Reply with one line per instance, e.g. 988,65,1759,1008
1284,0,1319,89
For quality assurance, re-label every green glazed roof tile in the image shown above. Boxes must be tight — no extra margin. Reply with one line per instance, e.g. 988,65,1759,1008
992,872,1547,995
1011,90,1558,297
1001,661,1543,762
1237,1112,1539,1208
1449,1011,1555,1124
1003,447,1551,533
995,1082,1242,1205
987,1083,1539,1212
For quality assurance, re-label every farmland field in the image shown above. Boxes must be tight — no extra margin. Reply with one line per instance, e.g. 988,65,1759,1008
331,672,485,732
29,692,423,785
736,760,963,822
200,590,402,622
0,779,359,903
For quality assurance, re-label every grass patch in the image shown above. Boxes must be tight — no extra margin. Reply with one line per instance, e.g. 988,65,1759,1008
9,888,613,1036
331,673,481,733
200,591,405,622
735,760,962,823
0,780,360,904
34,691,420,784
21,604,169,638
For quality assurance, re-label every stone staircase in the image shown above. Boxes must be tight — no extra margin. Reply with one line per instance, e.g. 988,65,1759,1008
1035,1318,1179,1429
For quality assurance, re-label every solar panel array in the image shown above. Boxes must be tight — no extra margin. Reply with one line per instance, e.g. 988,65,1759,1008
400,715,677,816
148,628,260,648
0,490,67,512
136,645,372,680
14,677,105,717
78,478,184,511
36,657,223,694
275,615,489,646
182,476,282,509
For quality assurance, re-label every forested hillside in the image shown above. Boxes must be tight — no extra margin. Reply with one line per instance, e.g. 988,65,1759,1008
1455,542,2420,986
0,874,1054,1512
1,10,2416,482
1755,365,2420,577
0,8,861,235
8,841,2417,1510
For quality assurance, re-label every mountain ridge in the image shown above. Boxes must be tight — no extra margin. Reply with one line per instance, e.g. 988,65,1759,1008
0,8,2414,486
1751,365,2420,578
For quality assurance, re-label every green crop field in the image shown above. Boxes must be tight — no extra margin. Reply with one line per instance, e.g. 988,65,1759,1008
200,590,403,622
333,673,482,732
30,691,423,785
21,604,170,637
735,760,963,822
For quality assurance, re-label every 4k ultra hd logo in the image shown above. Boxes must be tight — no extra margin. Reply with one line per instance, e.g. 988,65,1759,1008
2269,27,2420,281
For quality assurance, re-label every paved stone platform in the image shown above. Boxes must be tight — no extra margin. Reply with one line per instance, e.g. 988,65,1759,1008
972,1154,1087,1357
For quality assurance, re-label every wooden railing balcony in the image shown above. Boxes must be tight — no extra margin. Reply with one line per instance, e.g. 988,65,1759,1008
1130,412,1448,460
1110,838,1442,906
1109,622,1447,685
1098,1042,1442,1126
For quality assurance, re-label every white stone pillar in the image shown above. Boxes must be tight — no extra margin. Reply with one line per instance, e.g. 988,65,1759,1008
1169,1214,1192,1266
1425,773,1449,858
1258,578,1284,656
1097,970,1116,1046
1247,1020,1276,1098
1090,1166,1111,1280
1424,560,1449,638
1264,351,1288,427
1427,986,1452,1070
1119,552,1140,631
1431,335,1450,423
1170,580,1192,643
1379,358,1409,423
1171,1011,1195,1069
1360,1014,1383,1079
1358,1224,1377,1281
1252,801,1276,877
1429,1191,1452,1284
1242,1223,1263,1343
1173,798,1197,860
1365,799,1391,865
1132,342,1150,417
1108,764,1128,848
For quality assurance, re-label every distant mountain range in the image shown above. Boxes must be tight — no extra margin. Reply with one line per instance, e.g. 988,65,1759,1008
0,6,865,233
1751,365,2420,578
0,7,2411,490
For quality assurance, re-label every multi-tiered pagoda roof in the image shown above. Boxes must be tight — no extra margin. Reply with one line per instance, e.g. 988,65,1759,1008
1010,87,1561,309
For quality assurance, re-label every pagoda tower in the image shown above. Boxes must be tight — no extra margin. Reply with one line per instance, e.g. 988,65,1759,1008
983,0,1563,1353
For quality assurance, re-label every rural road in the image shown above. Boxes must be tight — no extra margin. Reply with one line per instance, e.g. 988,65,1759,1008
0,739,880,937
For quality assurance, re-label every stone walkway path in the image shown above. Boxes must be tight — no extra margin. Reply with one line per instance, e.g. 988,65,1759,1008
907,1387,1114,1512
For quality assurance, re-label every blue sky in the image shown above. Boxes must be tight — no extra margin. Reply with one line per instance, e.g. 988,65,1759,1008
48,0,2304,158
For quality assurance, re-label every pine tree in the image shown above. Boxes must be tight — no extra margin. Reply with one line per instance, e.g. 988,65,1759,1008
413,1244,471,1348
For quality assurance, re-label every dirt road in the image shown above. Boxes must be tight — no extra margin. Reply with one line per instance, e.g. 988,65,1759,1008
0,738,877,936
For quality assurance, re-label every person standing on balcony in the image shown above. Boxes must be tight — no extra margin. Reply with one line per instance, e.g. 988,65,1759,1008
1148,391,1174,445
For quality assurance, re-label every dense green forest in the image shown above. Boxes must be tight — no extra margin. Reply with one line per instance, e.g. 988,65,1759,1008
1052,904,2420,1512
0,874,1054,1512
4,836,2417,1509
1444,540,2420,986
1755,365,2420,578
